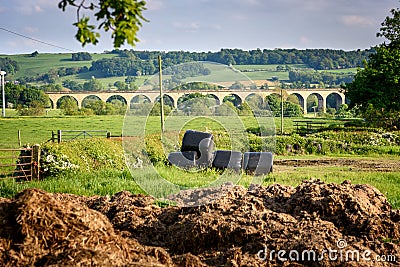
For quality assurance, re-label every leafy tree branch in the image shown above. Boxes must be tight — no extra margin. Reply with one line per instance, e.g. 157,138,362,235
58,0,147,48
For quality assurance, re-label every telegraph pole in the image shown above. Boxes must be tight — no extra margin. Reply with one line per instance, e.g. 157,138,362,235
158,55,165,132
280,88,284,135
1,70,6,117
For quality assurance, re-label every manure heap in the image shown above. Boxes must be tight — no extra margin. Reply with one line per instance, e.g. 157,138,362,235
0,179,399,266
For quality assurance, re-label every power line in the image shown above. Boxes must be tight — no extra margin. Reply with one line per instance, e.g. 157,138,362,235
0,27,76,52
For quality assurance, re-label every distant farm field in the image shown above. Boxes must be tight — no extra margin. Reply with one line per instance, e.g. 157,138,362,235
4,53,118,79
3,52,359,89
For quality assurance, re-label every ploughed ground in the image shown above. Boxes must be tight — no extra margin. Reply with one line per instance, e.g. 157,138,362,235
0,179,399,266
274,157,400,172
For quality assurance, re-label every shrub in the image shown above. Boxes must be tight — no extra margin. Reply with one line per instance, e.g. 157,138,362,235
40,138,126,177
17,101,46,116
344,120,366,127
41,151,79,177
144,134,168,164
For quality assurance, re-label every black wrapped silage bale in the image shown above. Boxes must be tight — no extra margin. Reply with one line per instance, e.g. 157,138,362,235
212,150,243,172
181,130,213,154
181,130,215,168
168,151,198,169
243,152,273,175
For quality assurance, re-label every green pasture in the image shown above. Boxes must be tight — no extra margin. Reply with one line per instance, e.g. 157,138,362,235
233,64,309,71
0,115,124,148
242,71,289,81
0,114,399,209
5,53,118,79
232,64,309,81
318,68,359,74
58,72,151,89
0,112,352,147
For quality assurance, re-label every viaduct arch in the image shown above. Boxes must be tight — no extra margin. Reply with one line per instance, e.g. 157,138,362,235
47,88,346,114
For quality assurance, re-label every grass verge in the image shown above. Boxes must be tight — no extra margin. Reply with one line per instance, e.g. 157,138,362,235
0,164,399,209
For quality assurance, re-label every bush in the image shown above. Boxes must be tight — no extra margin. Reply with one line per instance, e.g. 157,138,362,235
145,134,168,164
344,120,366,127
72,52,92,61
17,101,46,116
40,138,126,177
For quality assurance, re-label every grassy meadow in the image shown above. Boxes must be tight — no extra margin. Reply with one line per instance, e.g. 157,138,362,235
5,53,117,79
0,111,399,208
0,112,351,147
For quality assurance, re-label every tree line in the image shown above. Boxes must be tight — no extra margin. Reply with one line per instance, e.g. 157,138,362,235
0,58,19,75
105,48,372,70
82,48,372,79
288,70,355,88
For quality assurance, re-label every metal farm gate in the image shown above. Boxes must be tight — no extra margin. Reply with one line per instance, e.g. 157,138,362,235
0,145,40,180
51,130,110,143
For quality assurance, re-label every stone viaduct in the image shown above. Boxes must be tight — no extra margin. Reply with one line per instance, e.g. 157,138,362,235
46,88,346,114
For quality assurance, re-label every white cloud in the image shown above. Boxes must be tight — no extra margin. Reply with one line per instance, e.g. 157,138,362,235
146,0,163,11
273,0,331,12
241,0,261,6
172,22,200,32
14,0,58,15
34,5,44,13
340,15,375,27
24,27,39,34
211,24,223,31
5,41,19,49
301,0,331,11
231,14,248,21
300,36,312,45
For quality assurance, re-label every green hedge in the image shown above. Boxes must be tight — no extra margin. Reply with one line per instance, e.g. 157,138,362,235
273,132,400,156
41,138,125,177
39,130,400,177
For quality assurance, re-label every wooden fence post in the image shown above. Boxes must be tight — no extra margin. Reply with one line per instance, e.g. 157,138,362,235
57,130,62,143
18,129,21,147
31,144,40,180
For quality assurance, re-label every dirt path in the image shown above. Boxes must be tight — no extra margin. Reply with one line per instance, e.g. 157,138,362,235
274,158,400,172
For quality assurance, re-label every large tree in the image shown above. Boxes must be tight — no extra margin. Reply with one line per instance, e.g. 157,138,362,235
344,7,400,127
4,83,50,108
58,0,147,48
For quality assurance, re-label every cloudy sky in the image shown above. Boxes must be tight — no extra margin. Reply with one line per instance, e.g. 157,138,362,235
0,0,397,54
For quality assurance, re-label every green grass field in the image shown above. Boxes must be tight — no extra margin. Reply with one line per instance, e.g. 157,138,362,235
0,157,398,208
0,115,124,148
0,112,352,147
4,53,118,79
0,113,399,208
